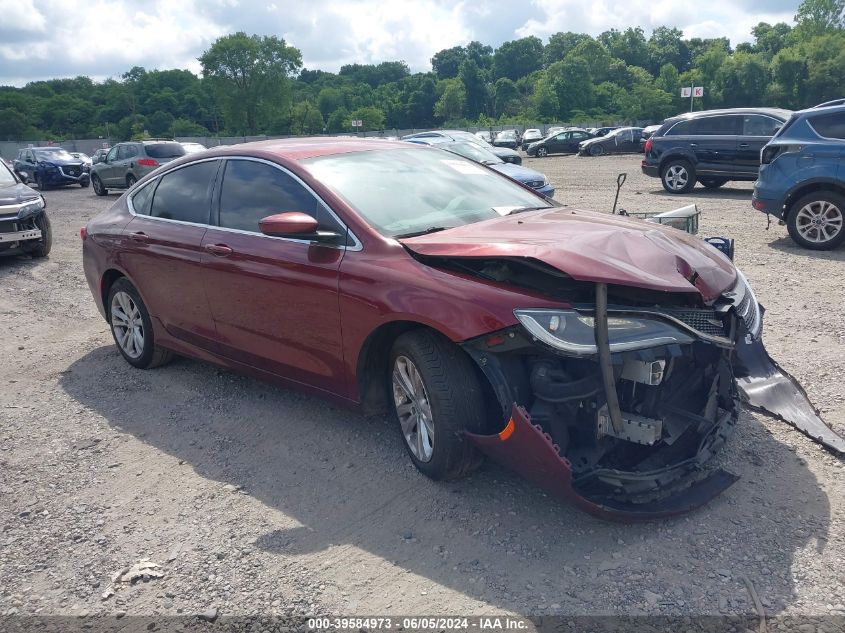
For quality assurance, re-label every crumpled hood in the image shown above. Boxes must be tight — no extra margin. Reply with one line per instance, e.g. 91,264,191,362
0,182,40,208
399,208,737,301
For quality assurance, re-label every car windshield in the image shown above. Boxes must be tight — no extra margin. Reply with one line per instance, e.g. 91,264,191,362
34,148,73,160
0,161,16,186
303,148,551,238
442,142,503,165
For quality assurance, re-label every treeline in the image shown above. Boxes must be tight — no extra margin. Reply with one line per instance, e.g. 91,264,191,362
0,0,843,141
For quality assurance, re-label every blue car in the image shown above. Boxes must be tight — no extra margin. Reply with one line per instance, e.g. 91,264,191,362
752,102,845,250
13,147,90,190
405,138,554,198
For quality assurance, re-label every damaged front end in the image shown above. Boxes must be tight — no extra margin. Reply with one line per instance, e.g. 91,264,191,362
455,261,842,520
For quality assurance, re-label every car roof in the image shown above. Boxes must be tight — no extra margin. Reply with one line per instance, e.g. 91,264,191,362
665,107,792,123
203,136,413,162
795,102,845,116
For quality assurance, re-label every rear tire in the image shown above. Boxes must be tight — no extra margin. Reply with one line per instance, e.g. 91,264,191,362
92,174,108,196
786,191,845,251
388,330,486,481
661,159,696,194
699,178,727,189
25,213,52,258
107,278,173,369
126,174,137,188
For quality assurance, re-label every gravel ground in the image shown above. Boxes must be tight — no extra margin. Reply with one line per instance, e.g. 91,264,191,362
1,153,843,624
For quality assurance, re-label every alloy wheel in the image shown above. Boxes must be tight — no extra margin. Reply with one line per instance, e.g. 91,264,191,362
664,165,689,191
392,355,434,462
795,200,843,244
111,291,145,359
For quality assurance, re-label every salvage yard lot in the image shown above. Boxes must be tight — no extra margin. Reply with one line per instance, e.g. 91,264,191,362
1,153,843,619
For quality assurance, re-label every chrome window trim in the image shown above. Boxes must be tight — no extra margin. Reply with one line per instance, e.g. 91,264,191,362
127,155,362,251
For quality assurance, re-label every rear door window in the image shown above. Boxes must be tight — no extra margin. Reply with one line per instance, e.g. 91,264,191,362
148,160,219,224
693,116,741,135
130,181,157,216
666,120,694,135
809,112,845,139
742,115,783,136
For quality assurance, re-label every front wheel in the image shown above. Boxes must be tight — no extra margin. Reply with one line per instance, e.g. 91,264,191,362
388,330,486,481
786,191,845,250
92,174,108,196
589,144,605,156
661,159,696,194
36,173,48,191
536,147,548,158
80,178,90,188
699,178,727,189
107,278,173,369
25,213,52,258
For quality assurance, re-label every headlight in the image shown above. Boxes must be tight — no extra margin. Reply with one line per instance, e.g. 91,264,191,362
17,197,45,219
514,308,694,355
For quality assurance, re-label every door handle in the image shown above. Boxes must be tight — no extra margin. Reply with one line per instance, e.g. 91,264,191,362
739,143,749,148
129,231,149,242
205,243,233,256
689,143,697,147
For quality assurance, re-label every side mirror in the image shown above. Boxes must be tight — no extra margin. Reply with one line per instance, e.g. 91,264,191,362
259,212,319,237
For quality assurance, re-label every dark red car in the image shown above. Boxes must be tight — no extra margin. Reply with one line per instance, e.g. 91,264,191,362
82,138,765,519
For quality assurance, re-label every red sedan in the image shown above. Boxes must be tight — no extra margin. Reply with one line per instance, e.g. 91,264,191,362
82,138,767,519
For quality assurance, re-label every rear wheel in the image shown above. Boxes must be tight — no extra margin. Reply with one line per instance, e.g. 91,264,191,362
536,147,548,157
92,174,108,196
699,178,728,189
786,191,845,250
80,178,90,188
388,330,486,481
36,173,48,191
661,159,695,194
126,174,137,188
589,144,605,156
107,278,173,369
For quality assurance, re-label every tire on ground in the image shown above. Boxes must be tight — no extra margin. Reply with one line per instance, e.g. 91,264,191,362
107,277,173,369
786,190,845,251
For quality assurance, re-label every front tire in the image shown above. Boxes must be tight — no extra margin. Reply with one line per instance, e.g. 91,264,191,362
786,191,845,251
92,174,108,196
36,173,48,191
699,178,727,189
25,213,52,258
661,159,695,194
536,147,548,158
589,144,605,156
107,278,173,369
388,330,486,481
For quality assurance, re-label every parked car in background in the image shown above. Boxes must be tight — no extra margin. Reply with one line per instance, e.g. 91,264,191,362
0,159,51,257
492,129,520,149
589,126,622,138
70,152,92,173
525,129,591,157
89,139,186,195
12,147,90,189
81,137,765,518
578,127,644,156
546,126,566,136
642,107,791,194
405,137,554,197
475,131,493,143
752,103,845,250
92,149,110,164
401,130,521,164
639,124,662,151
181,142,207,154
520,128,543,150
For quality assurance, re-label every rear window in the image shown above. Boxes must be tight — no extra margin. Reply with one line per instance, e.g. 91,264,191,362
145,143,186,159
808,111,845,140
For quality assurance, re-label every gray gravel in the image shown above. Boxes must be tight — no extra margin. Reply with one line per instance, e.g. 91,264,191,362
0,154,843,619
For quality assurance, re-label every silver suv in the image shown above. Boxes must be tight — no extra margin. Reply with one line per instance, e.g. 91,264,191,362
90,140,185,196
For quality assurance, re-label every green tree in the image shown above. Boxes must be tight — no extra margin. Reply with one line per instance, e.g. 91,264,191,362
493,78,520,116
349,106,386,131
544,32,590,66
431,46,466,79
494,37,544,80
199,32,302,135
459,59,487,118
648,27,691,74
794,0,845,39
599,28,649,68
290,102,324,134
713,52,770,107
434,79,466,122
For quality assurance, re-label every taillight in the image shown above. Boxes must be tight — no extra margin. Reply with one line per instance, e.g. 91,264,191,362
80,226,87,240
644,138,653,153
137,158,158,167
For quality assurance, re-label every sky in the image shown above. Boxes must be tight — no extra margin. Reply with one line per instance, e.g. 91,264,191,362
0,0,800,87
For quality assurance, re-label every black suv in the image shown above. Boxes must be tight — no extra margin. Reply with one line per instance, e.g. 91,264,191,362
642,108,791,193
